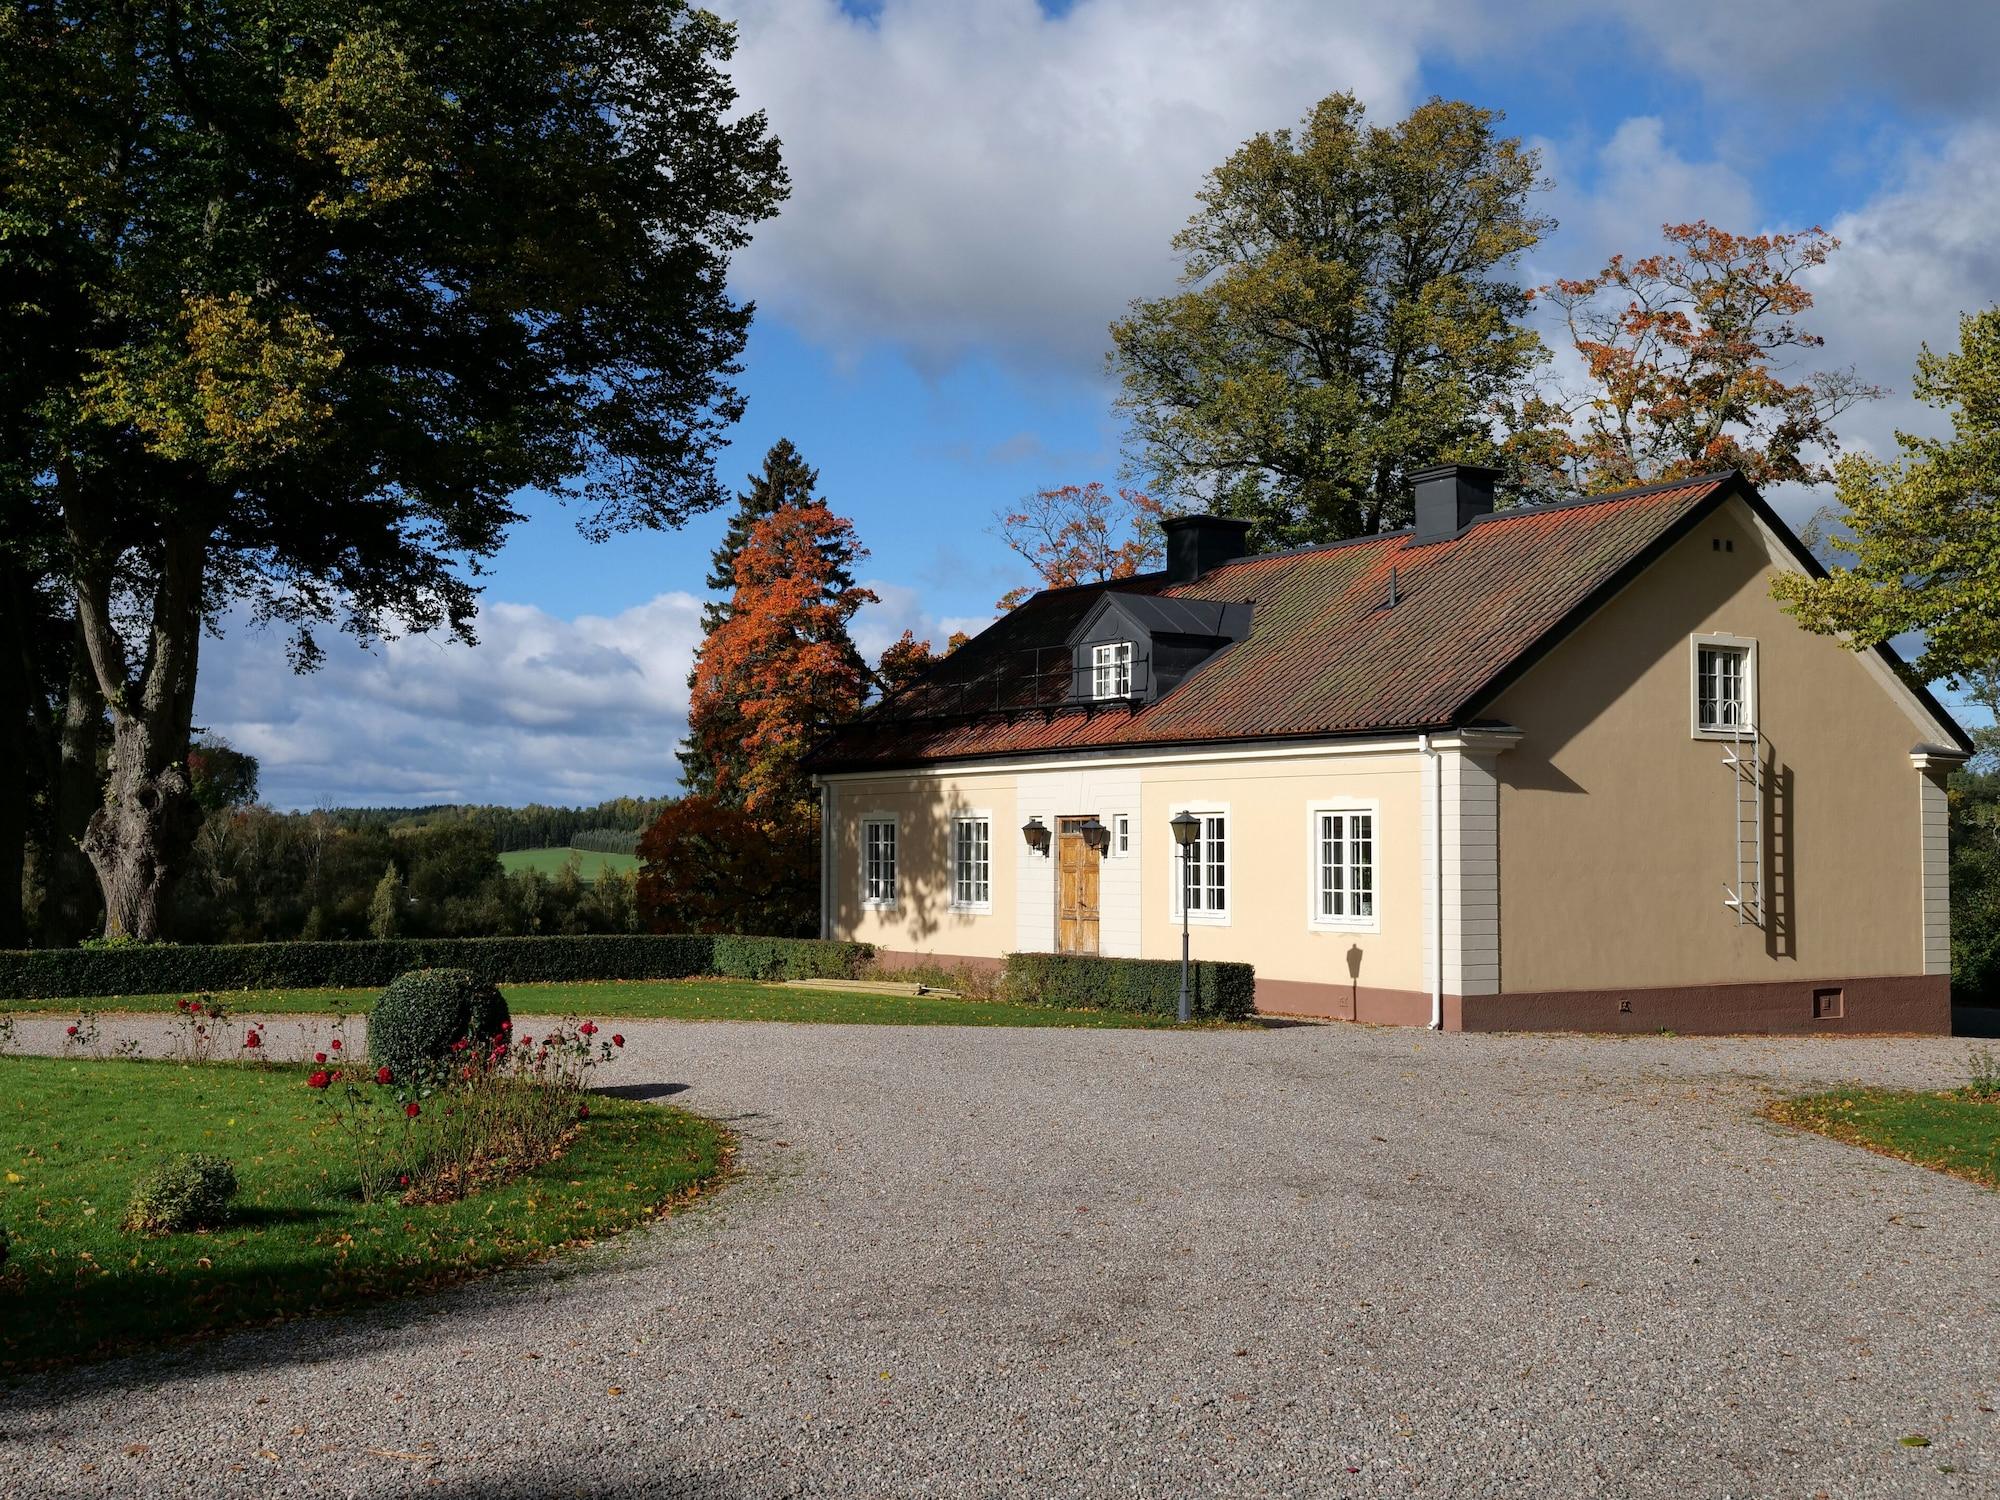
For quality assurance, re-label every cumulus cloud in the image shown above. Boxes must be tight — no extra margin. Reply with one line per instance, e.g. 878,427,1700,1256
722,0,1452,374
195,595,706,810
853,581,993,664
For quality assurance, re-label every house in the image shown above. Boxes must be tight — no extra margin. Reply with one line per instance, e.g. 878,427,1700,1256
805,467,1971,1033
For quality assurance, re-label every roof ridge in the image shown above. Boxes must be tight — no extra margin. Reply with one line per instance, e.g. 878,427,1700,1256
1189,470,1740,572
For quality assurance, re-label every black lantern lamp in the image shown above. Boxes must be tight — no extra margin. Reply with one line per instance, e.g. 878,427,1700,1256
1021,816,1051,855
1079,817,1111,854
1169,809,1201,1022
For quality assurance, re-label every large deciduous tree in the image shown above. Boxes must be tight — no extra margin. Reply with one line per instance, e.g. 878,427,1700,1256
1516,222,1878,497
992,483,1163,610
1774,308,2000,684
1110,93,1551,547
1,2,785,938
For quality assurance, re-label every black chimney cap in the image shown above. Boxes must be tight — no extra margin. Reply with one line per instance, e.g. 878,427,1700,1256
1410,464,1498,545
1162,514,1255,584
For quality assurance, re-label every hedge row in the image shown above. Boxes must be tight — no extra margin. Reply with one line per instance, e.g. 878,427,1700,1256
0,934,874,1000
1002,951,1255,1021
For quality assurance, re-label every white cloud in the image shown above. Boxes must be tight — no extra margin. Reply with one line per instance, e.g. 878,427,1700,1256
853,581,992,663
721,0,1451,375
195,594,706,810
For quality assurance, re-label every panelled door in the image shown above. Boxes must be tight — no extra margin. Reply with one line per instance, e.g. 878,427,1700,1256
1057,817,1100,956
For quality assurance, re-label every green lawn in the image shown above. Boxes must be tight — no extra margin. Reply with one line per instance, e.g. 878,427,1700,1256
3,978,1216,1028
1766,1087,2000,1189
498,846,639,878
0,1055,728,1370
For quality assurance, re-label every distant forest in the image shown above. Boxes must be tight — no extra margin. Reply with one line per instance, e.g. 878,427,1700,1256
318,797,674,854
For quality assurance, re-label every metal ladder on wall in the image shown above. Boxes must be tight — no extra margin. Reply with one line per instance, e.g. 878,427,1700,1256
1721,721,1764,926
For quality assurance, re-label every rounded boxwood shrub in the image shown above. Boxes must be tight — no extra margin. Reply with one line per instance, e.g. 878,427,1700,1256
124,1153,238,1236
368,967,510,1081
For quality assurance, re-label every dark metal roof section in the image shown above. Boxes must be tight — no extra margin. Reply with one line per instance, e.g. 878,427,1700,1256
1162,513,1254,583
804,470,1970,771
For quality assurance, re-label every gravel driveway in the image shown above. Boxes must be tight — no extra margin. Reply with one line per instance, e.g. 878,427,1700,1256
2,1016,1995,1498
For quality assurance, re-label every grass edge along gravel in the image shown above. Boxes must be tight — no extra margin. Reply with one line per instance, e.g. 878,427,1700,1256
0,1054,732,1372
0,979,1251,1029
1763,1083,2000,1190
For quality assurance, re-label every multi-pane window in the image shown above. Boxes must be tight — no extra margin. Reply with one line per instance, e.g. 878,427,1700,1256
1315,810,1375,923
1177,812,1227,917
953,816,990,908
1696,643,1750,731
1092,641,1133,699
863,818,897,906
1112,814,1131,857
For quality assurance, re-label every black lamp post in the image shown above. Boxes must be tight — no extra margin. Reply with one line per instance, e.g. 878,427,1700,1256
1169,809,1201,1022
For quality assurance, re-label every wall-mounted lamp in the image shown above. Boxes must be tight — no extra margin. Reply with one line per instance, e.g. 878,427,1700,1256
1021,815,1051,855
1079,817,1111,854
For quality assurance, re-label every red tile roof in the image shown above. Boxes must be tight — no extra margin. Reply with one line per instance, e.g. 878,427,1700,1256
811,475,1740,771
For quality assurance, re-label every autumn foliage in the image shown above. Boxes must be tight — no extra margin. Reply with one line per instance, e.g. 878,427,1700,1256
1515,222,1879,495
994,483,1165,610
635,796,810,935
684,500,875,821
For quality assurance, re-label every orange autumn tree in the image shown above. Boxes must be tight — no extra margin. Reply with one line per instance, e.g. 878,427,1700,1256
1513,222,1880,496
645,500,875,937
993,482,1165,610
687,499,874,819
875,627,969,697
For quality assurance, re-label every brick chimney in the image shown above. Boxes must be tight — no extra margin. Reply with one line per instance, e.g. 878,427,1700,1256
1410,464,1499,545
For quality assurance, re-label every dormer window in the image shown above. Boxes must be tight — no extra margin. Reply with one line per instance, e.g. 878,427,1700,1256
1092,641,1133,699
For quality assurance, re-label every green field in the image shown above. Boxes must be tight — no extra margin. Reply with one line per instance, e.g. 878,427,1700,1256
3,978,1227,1028
0,1055,728,1369
498,846,640,878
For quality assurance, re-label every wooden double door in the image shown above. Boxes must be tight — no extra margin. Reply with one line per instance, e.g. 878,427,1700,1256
1056,817,1100,956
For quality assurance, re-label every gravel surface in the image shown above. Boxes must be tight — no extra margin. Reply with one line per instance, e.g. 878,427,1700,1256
2,1014,1996,1498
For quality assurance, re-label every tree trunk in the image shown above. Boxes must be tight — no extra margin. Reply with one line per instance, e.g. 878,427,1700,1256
0,573,29,947
69,519,209,942
46,626,107,942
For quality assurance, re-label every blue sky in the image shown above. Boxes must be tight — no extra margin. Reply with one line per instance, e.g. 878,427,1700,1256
201,0,2000,809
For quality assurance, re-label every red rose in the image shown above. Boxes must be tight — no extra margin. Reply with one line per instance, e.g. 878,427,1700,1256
578,1104,590,1119
330,1039,342,1050
243,1031,261,1049
519,1035,531,1046
399,1174,410,1186
498,1020,511,1031
405,1101,421,1118
176,999,189,1011
579,1021,597,1036
65,1025,77,1036
307,1070,331,1089
314,1052,327,1063
189,1002,203,1015
611,1034,624,1048
451,1039,467,1052
376,1066,393,1085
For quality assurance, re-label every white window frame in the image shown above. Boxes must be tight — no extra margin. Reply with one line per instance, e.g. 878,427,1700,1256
1690,633,1758,739
949,811,993,914
860,814,898,909
1306,799,1381,933
1167,805,1230,927
1110,813,1131,858
1092,641,1133,700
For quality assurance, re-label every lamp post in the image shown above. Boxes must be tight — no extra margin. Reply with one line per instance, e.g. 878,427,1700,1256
1169,809,1201,1023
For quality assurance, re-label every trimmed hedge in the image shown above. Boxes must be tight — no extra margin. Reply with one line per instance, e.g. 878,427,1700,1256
0,934,873,1000
123,1153,238,1236
1002,951,1255,1021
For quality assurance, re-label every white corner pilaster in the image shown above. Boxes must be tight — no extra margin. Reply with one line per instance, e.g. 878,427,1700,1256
1911,747,1964,976
1424,728,1520,1002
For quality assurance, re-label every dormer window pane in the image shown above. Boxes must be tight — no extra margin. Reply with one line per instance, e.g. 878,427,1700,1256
1092,641,1133,699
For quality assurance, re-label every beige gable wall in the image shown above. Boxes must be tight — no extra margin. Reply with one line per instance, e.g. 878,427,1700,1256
1487,494,1941,993
823,746,1426,996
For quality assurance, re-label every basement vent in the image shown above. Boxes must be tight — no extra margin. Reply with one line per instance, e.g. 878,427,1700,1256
1812,987,1844,1020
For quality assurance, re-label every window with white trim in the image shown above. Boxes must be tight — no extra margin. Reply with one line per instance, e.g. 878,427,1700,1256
1692,636,1755,735
952,816,990,909
1172,811,1228,921
862,817,897,906
1112,813,1131,857
1313,808,1376,924
1092,641,1133,699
